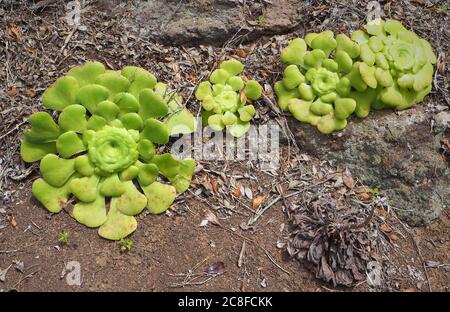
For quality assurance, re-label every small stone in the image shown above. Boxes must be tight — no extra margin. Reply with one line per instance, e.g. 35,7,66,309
433,111,450,133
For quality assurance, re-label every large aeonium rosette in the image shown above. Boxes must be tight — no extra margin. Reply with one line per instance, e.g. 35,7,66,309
276,19,436,134
20,61,196,240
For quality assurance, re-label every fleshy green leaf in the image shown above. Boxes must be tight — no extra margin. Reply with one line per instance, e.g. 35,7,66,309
75,84,110,114
67,61,106,86
24,112,60,143
99,174,125,197
56,131,86,158
40,154,75,187
98,197,137,240
20,139,56,163
32,177,73,213
141,119,169,144
141,181,176,214
42,76,79,110
138,88,169,119
114,181,147,216
70,175,100,202
58,104,87,133
73,194,107,228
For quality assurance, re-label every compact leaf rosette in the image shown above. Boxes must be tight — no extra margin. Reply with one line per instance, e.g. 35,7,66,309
276,19,436,134
195,58,263,137
20,61,197,240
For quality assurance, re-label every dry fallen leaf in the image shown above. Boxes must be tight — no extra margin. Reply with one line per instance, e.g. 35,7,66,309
375,207,389,219
389,233,399,241
199,219,209,227
24,45,37,54
240,90,246,104
7,85,18,97
379,223,392,233
361,192,372,201
252,195,266,209
403,287,416,292
342,168,354,189
25,88,36,98
234,184,242,197
6,215,17,227
210,176,218,193
6,24,21,41
205,210,220,226
235,49,248,58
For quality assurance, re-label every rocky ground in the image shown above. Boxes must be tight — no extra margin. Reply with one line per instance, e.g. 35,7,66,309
0,0,449,292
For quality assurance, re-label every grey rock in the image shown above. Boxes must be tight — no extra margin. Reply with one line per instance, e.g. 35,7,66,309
287,106,450,226
100,0,304,46
433,111,450,133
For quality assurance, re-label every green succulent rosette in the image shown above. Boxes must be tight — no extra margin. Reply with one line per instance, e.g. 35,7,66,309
276,19,436,134
195,58,263,137
20,61,196,240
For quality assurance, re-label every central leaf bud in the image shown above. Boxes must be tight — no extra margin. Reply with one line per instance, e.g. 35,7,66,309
311,68,339,95
88,126,138,174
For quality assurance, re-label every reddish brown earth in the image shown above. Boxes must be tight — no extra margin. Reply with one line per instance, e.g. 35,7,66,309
1,158,449,292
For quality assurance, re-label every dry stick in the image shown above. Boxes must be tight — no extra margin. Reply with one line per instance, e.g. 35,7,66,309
0,120,27,141
237,240,246,268
262,94,281,115
219,225,290,275
12,268,41,289
246,190,303,227
247,195,282,226
60,26,77,55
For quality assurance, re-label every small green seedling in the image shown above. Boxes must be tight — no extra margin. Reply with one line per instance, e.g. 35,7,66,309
119,238,133,252
58,230,70,244
370,187,381,197
258,15,266,26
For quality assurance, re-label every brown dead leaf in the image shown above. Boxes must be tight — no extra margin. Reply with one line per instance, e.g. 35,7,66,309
210,176,218,193
25,88,36,98
202,175,213,192
403,287,416,292
7,85,18,97
252,195,266,209
206,261,225,275
24,45,37,54
389,233,399,241
379,223,392,233
361,192,372,201
342,168,354,188
235,49,248,58
240,90,246,104
188,72,197,84
441,138,450,150
375,207,389,218
6,215,17,227
234,184,242,197
6,24,21,41
205,210,220,226
261,70,269,78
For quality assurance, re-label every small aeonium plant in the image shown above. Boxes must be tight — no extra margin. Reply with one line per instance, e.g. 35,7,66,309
195,58,263,137
21,61,196,240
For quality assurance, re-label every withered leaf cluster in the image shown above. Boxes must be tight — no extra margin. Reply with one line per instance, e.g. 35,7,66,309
287,194,373,287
